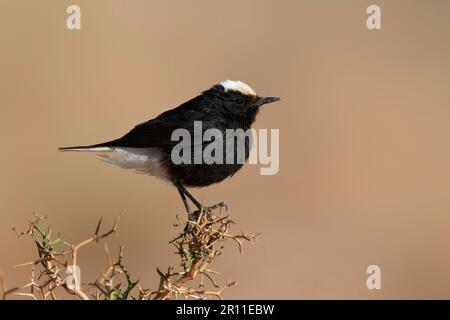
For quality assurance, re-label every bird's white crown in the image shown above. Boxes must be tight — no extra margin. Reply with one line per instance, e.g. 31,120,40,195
219,80,256,96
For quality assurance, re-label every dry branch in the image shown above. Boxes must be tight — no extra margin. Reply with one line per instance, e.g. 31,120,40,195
5,205,257,300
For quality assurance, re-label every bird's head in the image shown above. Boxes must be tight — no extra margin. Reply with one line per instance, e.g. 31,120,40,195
206,80,280,125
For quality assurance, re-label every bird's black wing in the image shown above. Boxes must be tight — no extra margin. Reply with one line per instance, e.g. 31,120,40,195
103,95,220,148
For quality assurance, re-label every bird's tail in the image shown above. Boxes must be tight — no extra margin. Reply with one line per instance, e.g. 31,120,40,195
59,146,113,152
59,141,118,152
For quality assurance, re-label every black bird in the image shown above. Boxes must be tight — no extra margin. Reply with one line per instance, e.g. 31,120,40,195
60,80,280,214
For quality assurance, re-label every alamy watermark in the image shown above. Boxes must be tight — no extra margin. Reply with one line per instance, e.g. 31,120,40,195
66,265,81,290
366,4,381,30
170,121,279,176
66,5,81,30
366,265,381,290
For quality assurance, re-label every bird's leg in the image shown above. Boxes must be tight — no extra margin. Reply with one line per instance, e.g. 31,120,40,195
174,182,201,224
174,182,228,217
176,183,202,210
178,184,228,213
174,182,202,232
176,185,193,214
176,186,196,232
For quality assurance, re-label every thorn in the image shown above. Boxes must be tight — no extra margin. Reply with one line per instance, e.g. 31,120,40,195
94,217,103,239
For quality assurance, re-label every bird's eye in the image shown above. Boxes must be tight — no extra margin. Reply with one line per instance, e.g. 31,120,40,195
236,98,244,105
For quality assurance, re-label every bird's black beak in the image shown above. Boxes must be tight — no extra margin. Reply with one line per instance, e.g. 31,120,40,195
254,96,281,107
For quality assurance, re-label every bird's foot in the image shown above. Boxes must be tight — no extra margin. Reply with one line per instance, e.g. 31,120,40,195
185,202,228,220
183,209,201,233
183,202,228,232
204,202,228,215
186,209,200,222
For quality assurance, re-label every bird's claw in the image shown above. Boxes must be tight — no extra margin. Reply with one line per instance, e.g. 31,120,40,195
205,202,228,214
185,202,228,221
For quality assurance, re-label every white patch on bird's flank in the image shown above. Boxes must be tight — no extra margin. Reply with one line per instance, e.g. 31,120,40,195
99,147,169,180
219,80,256,96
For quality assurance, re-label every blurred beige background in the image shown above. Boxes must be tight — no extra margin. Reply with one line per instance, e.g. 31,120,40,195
1,0,450,299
